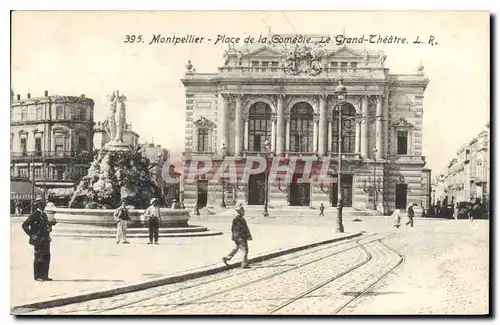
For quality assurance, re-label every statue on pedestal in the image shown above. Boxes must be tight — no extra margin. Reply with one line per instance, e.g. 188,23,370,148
104,90,128,148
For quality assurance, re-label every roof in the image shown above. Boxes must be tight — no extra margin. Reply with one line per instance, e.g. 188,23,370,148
10,181,44,200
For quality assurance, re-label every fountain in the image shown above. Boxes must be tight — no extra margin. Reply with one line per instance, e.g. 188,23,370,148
47,91,221,238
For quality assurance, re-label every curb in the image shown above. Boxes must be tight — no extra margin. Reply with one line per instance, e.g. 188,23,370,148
11,231,363,314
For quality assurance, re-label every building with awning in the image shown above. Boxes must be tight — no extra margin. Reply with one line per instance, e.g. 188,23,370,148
10,180,44,201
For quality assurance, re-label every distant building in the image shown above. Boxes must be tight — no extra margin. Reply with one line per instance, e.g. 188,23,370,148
93,121,139,150
421,168,432,211
140,142,179,206
441,123,490,207
10,91,95,204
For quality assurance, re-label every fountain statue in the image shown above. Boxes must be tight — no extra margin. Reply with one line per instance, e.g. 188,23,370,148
103,90,129,150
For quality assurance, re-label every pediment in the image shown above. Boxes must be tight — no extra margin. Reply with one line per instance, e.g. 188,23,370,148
194,116,216,128
326,46,364,59
247,45,284,58
392,117,415,128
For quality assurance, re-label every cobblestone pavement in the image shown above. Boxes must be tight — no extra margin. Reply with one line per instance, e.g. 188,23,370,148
16,218,489,315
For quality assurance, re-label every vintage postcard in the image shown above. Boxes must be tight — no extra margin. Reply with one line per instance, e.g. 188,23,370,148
10,11,490,315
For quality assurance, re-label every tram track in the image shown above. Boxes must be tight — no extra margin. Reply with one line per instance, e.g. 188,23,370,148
26,231,396,315
267,234,405,315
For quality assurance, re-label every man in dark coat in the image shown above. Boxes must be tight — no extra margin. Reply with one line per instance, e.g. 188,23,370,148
222,207,252,268
22,198,56,281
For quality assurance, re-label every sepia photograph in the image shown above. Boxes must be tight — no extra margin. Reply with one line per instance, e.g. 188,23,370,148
9,10,490,316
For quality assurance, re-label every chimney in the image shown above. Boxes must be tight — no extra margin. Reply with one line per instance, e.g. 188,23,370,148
27,93,31,99
44,90,48,97
16,94,20,100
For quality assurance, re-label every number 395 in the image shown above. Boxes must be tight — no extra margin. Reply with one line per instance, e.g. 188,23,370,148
124,35,143,43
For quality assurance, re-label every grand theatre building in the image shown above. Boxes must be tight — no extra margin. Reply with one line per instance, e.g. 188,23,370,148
180,42,429,214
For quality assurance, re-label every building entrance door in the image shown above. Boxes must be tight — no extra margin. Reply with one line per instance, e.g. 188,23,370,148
248,173,265,205
395,183,408,209
289,174,311,206
196,180,208,208
330,174,353,207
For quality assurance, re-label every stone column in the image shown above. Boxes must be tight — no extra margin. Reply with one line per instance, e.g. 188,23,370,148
355,120,361,153
219,93,229,153
285,118,290,152
234,95,243,156
271,118,276,152
360,95,369,157
313,119,318,152
318,95,327,156
244,119,249,151
276,95,285,155
383,90,390,158
328,120,333,153
375,95,383,159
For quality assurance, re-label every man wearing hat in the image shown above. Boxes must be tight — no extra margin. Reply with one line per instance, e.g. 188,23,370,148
222,206,252,268
144,198,161,244
22,197,56,281
114,199,131,244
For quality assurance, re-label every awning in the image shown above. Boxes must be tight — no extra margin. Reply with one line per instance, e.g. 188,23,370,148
10,181,44,200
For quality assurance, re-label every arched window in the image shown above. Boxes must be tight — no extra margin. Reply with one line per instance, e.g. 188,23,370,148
290,102,314,152
332,103,356,153
248,102,272,152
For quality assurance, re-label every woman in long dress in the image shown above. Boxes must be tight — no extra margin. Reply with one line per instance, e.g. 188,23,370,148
392,209,401,228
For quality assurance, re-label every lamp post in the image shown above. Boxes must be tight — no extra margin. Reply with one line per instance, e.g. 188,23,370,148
30,153,36,214
373,147,378,211
220,143,227,208
334,79,347,233
263,139,271,217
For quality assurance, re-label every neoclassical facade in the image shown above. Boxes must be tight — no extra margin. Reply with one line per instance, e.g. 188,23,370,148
10,91,95,201
181,43,429,214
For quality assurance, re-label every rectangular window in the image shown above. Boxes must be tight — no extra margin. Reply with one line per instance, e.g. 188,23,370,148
56,106,64,119
20,138,27,156
351,62,357,71
197,128,209,152
271,61,279,71
33,166,43,180
36,106,43,120
35,138,42,156
18,166,28,178
21,109,26,122
55,137,64,154
397,131,408,155
54,166,65,180
78,137,87,151
341,62,348,72
252,61,259,68
79,107,86,120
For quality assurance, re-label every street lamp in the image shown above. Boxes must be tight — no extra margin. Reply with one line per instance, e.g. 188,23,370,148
263,139,271,217
373,147,378,211
334,79,347,233
220,143,227,208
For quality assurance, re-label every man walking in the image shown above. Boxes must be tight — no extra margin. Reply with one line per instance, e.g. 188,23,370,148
145,198,161,245
406,203,415,227
22,198,56,281
319,203,325,217
114,199,131,244
222,207,253,269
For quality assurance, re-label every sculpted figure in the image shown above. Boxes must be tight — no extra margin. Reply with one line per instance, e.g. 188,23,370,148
104,92,118,142
114,91,127,143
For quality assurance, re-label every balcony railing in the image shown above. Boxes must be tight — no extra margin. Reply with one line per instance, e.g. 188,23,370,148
10,172,83,182
11,150,94,160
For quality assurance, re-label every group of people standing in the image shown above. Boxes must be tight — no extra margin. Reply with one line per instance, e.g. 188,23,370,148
113,198,163,245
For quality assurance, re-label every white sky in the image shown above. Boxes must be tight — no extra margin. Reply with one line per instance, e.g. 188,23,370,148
11,11,490,175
